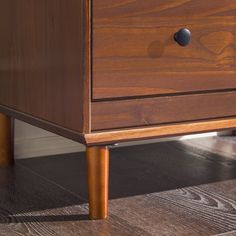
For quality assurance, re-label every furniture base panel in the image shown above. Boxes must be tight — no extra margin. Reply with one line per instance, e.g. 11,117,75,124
85,117,236,146
93,1,236,100
1,104,236,146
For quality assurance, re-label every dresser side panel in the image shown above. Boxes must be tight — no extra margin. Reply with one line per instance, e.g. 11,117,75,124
0,0,90,133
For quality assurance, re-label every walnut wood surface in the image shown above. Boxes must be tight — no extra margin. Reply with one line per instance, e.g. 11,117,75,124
92,92,236,130
86,146,109,219
93,0,236,99
0,0,90,133
85,118,236,145
0,113,14,166
2,102,236,146
1,0,236,146
0,104,87,145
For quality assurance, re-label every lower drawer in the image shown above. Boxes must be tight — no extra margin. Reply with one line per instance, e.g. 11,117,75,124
91,92,236,131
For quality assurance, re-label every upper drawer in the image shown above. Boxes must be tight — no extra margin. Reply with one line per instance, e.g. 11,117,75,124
92,0,236,100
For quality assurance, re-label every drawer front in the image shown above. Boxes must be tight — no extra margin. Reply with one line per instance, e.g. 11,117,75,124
93,0,236,100
91,92,236,130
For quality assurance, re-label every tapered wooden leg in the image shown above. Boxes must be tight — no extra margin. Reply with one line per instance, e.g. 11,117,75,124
0,113,14,166
86,146,109,220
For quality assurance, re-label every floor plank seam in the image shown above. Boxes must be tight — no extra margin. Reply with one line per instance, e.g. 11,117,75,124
16,162,87,203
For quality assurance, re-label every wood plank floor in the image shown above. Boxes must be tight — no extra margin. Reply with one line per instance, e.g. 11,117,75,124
0,137,235,235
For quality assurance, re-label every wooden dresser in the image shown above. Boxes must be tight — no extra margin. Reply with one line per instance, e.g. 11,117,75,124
1,0,236,220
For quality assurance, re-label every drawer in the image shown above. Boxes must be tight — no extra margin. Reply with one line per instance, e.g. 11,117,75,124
93,0,236,100
91,92,236,130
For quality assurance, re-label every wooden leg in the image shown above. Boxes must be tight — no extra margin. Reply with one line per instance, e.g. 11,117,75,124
0,113,14,166
86,146,109,220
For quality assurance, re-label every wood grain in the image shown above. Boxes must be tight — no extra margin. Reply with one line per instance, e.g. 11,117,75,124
216,231,236,236
86,146,109,219
0,113,14,166
85,118,236,145
2,101,236,147
2,0,236,148
0,104,87,145
0,162,86,235
0,160,149,236
12,139,236,235
110,182,236,236
93,0,236,99
0,0,90,133
83,0,92,132
153,185,236,231
93,0,236,18
92,92,236,130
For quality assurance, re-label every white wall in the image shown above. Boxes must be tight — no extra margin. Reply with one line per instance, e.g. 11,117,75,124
14,120,228,159
15,120,85,159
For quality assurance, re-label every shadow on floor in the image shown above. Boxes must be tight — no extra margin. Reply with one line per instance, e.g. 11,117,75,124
0,141,235,222
0,214,90,224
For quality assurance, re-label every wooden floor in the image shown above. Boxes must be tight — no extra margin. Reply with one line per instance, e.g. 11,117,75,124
0,136,236,236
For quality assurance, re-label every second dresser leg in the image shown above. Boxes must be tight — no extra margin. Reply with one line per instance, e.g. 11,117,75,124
0,113,14,166
86,146,109,220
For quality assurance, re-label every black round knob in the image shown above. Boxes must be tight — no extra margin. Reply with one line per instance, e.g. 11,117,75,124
174,28,191,47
